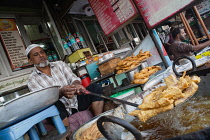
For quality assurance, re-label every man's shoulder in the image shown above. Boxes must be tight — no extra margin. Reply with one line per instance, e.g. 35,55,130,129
51,61,65,66
28,70,38,82
171,42,189,47
171,41,180,45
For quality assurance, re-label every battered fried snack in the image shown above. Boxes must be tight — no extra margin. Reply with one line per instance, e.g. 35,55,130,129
164,74,178,87
132,78,149,84
116,50,152,74
132,66,162,84
129,73,201,122
76,123,103,140
174,81,198,106
130,104,174,122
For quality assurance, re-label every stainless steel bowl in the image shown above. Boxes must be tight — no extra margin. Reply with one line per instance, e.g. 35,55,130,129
0,85,60,129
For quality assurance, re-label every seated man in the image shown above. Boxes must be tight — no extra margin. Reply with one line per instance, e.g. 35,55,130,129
26,44,104,132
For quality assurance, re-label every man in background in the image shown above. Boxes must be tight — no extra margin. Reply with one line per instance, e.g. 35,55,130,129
163,27,175,60
170,27,210,62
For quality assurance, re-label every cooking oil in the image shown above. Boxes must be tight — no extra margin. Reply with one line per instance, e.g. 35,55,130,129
130,96,210,140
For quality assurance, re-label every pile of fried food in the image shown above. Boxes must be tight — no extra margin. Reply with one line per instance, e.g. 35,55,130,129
76,123,103,140
129,72,201,122
132,66,162,84
116,50,152,74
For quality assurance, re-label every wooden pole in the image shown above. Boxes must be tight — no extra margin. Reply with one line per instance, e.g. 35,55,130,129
180,12,199,45
193,6,210,40
179,13,195,46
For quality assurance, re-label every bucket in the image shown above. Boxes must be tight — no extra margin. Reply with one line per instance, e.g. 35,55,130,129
80,73,91,88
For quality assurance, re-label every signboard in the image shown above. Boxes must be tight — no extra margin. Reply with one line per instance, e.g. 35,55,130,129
0,19,31,70
133,0,195,29
196,0,210,15
89,0,139,36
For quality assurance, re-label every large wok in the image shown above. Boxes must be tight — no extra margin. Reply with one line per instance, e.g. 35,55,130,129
71,59,210,139
70,86,152,140
71,76,210,140
0,85,60,130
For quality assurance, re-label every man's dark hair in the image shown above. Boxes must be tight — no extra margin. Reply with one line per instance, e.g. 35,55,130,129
172,27,181,39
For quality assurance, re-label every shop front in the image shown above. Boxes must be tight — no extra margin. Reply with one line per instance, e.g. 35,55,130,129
1,0,210,139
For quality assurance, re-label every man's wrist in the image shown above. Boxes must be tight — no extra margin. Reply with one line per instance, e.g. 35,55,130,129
72,80,81,86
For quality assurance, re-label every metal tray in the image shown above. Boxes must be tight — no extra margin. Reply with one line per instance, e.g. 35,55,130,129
0,85,60,129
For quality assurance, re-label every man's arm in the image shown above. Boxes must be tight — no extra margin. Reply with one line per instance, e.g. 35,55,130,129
193,40,210,51
61,61,82,85
72,80,81,85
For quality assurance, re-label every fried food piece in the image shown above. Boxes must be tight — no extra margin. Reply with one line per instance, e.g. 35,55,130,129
130,74,201,122
116,70,123,74
76,123,103,140
132,66,162,84
152,85,167,92
138,86,182,109
177,77,189,91
132,78,149,84
129,104,174,122
138,86,170,109
116,50,152,74
137,56,148,61
138,96,173,109
129,110,141,116
115,66,122,70
160,86,184,100
191,76,201,84
134,73,147,79
183,81,198,98
164,74,178,87
174,81,198,106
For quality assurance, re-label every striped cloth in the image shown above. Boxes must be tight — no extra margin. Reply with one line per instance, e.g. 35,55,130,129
68,109,93,132
27,61,81,115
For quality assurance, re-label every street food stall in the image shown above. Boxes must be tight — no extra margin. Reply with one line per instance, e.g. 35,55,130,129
1,0,210,139
68,0,210,139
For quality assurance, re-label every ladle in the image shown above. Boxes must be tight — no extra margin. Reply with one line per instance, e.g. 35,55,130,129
79,89,139,107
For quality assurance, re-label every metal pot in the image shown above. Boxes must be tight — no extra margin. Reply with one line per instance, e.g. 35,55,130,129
71,73,210,140
0,85,60,129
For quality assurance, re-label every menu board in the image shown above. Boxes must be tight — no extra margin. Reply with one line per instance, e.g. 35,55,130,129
0,19,31,70
196,0,210,15
89,0,139,36
133,0,195,29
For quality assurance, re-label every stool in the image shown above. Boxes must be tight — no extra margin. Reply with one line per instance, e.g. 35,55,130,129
0,105,66,140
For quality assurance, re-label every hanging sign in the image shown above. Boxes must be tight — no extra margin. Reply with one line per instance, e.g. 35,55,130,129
0,19,31,70
133,0,196,29
89,0,139,36
196,0,210,15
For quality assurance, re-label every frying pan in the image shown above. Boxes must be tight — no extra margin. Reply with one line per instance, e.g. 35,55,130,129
96,57,203,139
97,115,210,140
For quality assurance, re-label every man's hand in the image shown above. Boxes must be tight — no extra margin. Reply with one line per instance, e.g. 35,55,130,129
60,85,77,99
73,84,85,95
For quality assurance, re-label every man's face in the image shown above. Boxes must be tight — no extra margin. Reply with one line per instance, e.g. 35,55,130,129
28,47,48,65
179,29,186,41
